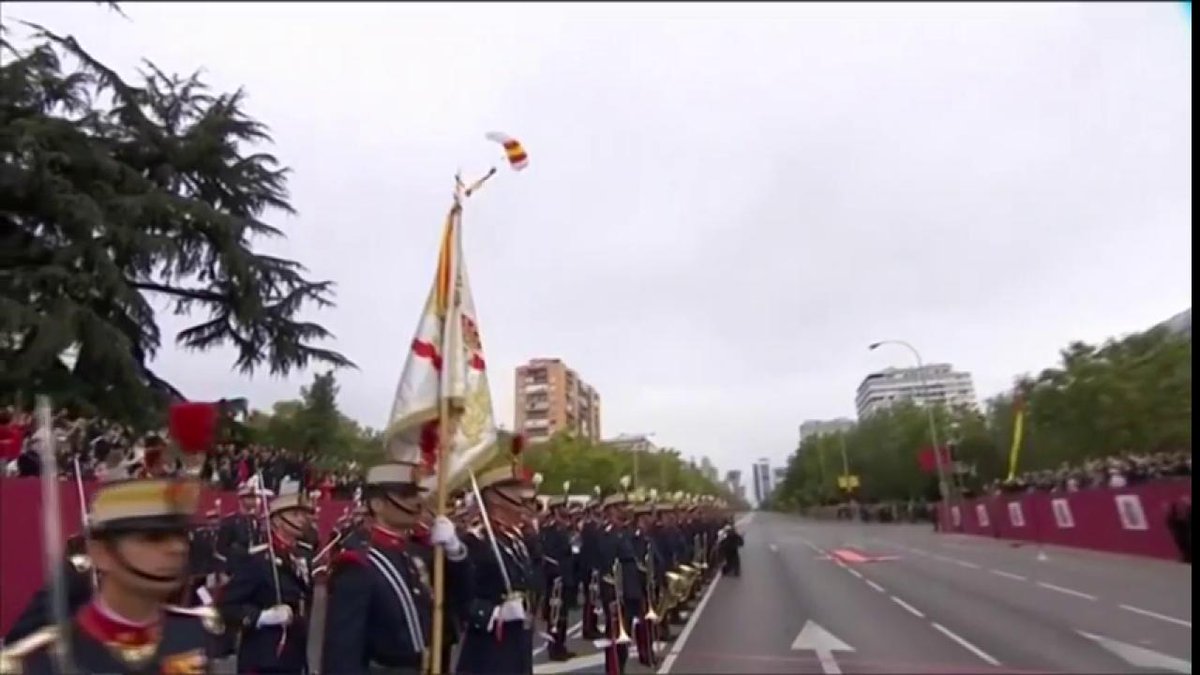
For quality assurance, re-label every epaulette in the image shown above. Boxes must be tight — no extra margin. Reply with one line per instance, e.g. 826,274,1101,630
69,553,93,573
248,543,270,555
0,626,58,675
165,605,224,636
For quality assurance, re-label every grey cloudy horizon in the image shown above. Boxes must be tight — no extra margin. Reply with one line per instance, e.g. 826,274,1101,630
8,2,1191,479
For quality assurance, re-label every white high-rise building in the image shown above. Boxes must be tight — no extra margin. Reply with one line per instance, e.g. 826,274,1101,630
855,363,977,419
752,458,772,504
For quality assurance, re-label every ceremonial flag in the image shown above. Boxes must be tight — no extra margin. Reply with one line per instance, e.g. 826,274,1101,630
384,205,499,493
1005,392,1026,481
485,131,530,171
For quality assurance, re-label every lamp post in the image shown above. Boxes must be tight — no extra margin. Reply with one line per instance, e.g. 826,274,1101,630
868,340,953,510
623,432,656,489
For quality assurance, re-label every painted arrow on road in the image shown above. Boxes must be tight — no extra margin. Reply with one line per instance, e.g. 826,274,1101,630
1077,631,1192,674
792,620,855,675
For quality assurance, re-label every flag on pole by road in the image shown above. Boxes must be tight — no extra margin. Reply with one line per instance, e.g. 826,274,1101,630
1005,391,1026,481
383,205,499,493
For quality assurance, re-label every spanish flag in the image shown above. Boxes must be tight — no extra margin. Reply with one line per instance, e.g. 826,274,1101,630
485,131,529,171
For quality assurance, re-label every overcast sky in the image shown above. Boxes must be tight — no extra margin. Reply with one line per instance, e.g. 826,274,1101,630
8,2,1191,479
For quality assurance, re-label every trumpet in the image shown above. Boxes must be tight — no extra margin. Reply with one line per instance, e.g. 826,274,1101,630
644,548,659,623
595,559,632,648
548,576,565,631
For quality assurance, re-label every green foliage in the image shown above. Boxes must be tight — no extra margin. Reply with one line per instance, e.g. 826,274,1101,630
0,14,352,427
773,327,1192,508
244,371,382,468
511,433,748,509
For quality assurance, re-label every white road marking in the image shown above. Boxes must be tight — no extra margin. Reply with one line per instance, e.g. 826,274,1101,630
791,620,855,675
989,569,1026,581
769,543,778,553
657,513,754,673
1078,630,1192,673
1036,581,1097,601
533,621,582,656
890,596,925,618
931,622,1001,666
1118,604,1192,628
847,568,863,579
865,579,886,593
954,560,981,570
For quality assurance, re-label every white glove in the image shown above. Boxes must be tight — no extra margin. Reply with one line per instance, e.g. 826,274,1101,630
256,604,293,627
430,516,466,561
498,597,526,623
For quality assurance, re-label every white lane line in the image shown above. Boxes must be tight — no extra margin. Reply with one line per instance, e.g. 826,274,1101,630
890,596,925,618
533,622,582,656
954,560,981,570
989,569,1026,581
658,568,724,673
846,568,863,579
931,622,1001,666
865,579,886,593
1036,581,1097,601
769,543,778,553
1119,604,1192,628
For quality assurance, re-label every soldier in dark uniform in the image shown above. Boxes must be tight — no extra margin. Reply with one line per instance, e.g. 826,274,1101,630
540,491,577,662
321,462,472,675
595,485,643,675
578,496,605,640
216,482,264,574
219,489,315,674
631,497,666,666
456,459,538,675
182,505,221,606
4,532,96,643
0,475,223,674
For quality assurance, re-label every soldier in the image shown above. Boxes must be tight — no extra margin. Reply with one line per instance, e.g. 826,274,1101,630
0,476,223,674
540,493,577,662
216,482,265,574
4,532,96,643
218,488,315,675
596,486,642,675
183,504,222,606
456,459,538,675
321,462,472,675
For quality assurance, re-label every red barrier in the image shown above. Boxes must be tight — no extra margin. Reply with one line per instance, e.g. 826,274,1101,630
938,480,1191,560
0,478,350,638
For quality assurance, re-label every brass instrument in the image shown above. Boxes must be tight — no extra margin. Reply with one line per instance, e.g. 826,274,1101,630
595,559,632,647
643,547,659,623
587,568,604,624
548,576,565,631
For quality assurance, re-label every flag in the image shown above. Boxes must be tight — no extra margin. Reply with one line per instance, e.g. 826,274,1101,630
1005,393,1026,481
485,131,529,171
384,205,499,493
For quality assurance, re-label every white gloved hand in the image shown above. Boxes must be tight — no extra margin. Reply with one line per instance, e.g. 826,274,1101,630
498,597,526,623
430,515,466,560
256,604,293,627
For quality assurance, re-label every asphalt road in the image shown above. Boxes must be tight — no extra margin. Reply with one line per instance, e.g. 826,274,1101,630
661,513,1192,675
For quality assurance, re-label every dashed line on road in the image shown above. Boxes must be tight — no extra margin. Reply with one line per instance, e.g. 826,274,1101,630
954,560,981,570
1036,581,1097,601
769,543,778,553
846,568,863,579
931,622,1001,666
989,569,1026,581
864,579,886,593
890,596,925,618
1118,604,1192,628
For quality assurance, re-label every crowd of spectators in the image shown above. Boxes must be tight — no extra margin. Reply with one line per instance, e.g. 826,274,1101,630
0,408,364,500
985,450,1191,495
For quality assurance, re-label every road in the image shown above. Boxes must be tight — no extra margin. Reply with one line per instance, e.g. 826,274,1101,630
660,513,1192,675
220,513,1192,673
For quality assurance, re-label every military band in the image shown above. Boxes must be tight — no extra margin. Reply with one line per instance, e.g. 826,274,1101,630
0,466,735,675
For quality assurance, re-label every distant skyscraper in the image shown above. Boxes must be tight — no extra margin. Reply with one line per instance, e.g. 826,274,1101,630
752,458,772,504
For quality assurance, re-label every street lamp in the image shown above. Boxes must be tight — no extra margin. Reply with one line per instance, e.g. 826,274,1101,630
868,340,953,509
621,432,656,489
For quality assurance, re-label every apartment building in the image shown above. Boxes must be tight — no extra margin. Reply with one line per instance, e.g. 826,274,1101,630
514,358,602,442
855,363,977,419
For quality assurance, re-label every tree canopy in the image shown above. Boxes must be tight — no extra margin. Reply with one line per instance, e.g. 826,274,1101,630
0,16,352,427
769,326,1191,509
